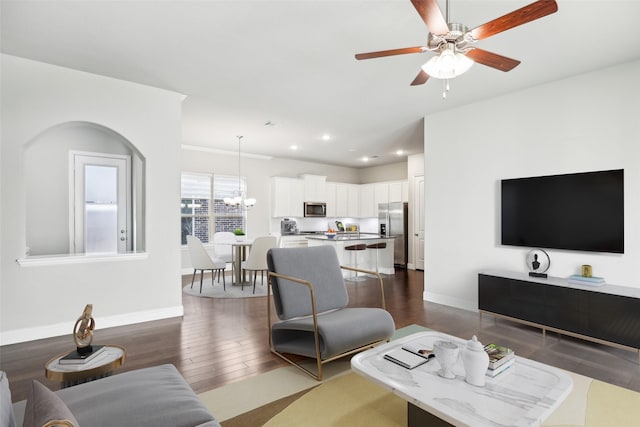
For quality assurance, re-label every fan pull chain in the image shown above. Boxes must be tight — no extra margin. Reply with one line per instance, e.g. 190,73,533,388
442,79,451,99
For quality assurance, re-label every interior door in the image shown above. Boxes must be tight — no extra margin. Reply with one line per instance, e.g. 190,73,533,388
413,175,425,270
72,153,131,254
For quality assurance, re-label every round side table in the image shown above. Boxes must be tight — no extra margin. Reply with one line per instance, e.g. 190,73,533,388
45,345,126,388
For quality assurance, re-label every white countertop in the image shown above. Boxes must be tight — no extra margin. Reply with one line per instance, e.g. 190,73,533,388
306,234,394,242
351,331,573,427
480,269,640,299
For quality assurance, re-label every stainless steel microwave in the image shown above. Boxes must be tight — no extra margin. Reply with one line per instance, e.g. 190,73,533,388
303,202,326,217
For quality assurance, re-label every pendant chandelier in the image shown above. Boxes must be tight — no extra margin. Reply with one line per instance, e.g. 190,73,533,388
224,136,256,209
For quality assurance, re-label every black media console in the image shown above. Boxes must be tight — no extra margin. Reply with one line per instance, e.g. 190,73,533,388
478,271,640,361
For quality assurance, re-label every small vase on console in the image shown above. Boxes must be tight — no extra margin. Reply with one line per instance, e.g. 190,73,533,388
462,335,489,387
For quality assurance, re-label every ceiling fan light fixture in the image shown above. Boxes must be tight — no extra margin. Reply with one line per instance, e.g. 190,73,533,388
422,47,473,79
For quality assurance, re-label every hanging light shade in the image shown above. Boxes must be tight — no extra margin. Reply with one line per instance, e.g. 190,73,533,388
224,136,256,209
422,44,473,79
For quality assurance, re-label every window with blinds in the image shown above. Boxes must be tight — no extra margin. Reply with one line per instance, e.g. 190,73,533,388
180,173,247,245
213,174,246,235
181,173,211,244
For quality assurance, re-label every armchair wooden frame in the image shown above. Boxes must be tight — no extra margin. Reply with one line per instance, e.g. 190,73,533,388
267,265,388,381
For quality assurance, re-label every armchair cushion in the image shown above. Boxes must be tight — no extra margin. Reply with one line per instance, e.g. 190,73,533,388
272,307,394,359
267,246,348,319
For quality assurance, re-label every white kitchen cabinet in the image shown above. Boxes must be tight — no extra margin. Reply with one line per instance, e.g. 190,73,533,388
374,182,389,207
271,177,304,217
347,184,359,217
301,174,327,202
388,181,403,202
279,235,309,248
335,183,348,217
325,182,337,217
359,184,375,218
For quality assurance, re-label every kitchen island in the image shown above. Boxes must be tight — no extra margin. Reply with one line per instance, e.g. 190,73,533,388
306,234,395,276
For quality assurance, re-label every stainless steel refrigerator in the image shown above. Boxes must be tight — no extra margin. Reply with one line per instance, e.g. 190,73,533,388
378,202,408,268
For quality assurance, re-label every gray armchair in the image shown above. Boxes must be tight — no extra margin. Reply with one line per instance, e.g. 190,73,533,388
266,245,395,380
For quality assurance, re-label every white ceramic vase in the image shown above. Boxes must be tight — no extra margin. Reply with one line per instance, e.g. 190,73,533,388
462,335,489,387
433,340,459,379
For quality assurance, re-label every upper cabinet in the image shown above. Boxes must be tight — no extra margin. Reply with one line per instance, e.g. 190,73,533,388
388,181,404,203
347,184,359,217
359,184,375,218
335,183,348,217
272,177,407,218
325,182,337,217
374,182,389,206
301,174,327,202
271,177,304,217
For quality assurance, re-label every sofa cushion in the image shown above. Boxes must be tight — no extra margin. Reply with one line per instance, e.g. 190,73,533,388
55,364,218,427
23,380,78,427
1,371,17,427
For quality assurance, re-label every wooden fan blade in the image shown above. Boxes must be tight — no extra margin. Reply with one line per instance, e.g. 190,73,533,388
411,0,449,35
469,0,558,41
355,46,425,60
466,49,521,72
410,70,430,86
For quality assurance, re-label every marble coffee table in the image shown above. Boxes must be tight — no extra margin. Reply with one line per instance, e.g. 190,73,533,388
351,331,573,427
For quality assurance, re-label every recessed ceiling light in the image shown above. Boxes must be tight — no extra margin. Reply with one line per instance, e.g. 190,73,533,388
290,145,298,151
396,149,404,156
362,157,369,162
321,134,331,141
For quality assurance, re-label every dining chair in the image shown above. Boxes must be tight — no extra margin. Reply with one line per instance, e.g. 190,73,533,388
241,235,278,293
186,235,227,293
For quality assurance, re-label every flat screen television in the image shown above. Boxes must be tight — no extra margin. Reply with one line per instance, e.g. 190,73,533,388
501,169,624,253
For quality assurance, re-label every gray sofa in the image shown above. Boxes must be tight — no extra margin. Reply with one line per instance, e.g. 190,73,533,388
2,364,219,427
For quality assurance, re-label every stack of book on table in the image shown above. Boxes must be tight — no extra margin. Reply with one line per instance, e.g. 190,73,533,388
59,345,106,365
484,343,514,377
567,275,605,286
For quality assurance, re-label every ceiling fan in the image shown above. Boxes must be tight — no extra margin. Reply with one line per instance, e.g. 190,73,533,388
355,0,558,89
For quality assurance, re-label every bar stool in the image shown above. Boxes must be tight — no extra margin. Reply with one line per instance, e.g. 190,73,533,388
366,241,387,277
344,243,367,282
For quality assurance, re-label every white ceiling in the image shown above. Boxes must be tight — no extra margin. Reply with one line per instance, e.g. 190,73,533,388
2,1,640,167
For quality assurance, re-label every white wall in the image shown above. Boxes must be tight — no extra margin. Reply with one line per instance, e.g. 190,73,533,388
359,161,408,183
0,55,185,344
424,60,640,311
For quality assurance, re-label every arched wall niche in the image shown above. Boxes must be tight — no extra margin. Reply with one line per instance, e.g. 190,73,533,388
24,121,146,256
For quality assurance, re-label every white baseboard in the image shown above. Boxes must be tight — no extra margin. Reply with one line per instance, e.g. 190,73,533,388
0,305,184,346
422,291,477,313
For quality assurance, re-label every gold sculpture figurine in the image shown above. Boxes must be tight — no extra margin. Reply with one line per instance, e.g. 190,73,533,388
73,304,95,355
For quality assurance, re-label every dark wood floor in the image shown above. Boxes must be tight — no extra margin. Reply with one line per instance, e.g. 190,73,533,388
2,269,639,403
